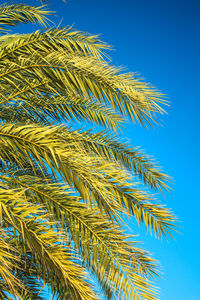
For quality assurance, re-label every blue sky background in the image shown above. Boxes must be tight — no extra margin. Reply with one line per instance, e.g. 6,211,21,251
15,0,200,299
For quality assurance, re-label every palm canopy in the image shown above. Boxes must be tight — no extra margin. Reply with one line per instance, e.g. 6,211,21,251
0,3,176,300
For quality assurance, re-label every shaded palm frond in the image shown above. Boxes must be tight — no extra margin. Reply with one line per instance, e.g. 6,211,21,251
0,93,123,130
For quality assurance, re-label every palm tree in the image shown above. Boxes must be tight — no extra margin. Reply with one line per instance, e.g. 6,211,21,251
0,3,176,300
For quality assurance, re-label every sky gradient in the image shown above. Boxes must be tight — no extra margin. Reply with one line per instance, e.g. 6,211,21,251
17,0,200,299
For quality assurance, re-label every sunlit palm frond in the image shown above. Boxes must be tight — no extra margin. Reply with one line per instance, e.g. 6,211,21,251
60,128,171,192
0,123,176,238
0,3,176,299
0,174,159,300
0,3,50,30
0,187,97,300
0,31,165,127
0,27,110,59
0,232,24,298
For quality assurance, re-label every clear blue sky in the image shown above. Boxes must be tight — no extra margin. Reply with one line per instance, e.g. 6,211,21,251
18,0,200,299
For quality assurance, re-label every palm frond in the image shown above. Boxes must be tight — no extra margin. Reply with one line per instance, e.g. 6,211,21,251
60,128,171,192
0,4,50,29
0,27,110,60
0,4,176,298
0,232,24,298
1,174,160,300
0,30,165,126
0,187,97,300
0,123,176,238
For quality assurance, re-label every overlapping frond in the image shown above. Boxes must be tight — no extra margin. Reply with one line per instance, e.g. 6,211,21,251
0,26,166,127
0,174,159,300
0,187,96,299
60,128,171,192
0,3,176,299
0,232,23,298
0,123,176,237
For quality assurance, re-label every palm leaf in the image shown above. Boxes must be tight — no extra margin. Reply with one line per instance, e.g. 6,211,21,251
0,31,165,126
0,4,50,29
60,128,171,192
0,4,176,299
0,123,176,237
0,187,97,300
1,174,160,300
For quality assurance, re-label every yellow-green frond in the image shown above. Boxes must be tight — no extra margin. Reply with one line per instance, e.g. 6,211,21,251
0,3,51,29
0,5,177,299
